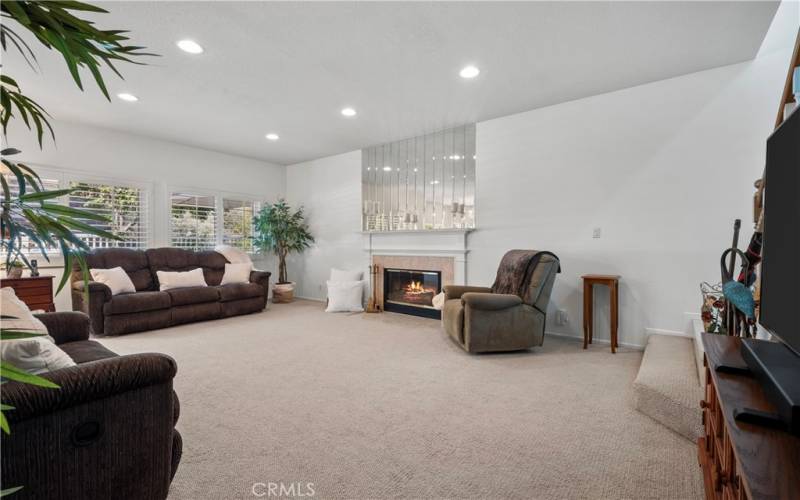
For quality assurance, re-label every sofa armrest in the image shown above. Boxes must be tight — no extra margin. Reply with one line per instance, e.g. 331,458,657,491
444,285,492,300
1,353,177,424
71,280,112,335
33,311,91,345
71,280,112,300
462,292,522,311
249,270,271,295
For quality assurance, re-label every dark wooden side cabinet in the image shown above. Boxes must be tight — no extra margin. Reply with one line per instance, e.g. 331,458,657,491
699,333,800,500
0,275,55,312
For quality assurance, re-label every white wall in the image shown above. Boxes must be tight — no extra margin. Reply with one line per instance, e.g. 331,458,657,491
285,151,364,299
285,48,792,347
473,50,789,347
4,120,285,311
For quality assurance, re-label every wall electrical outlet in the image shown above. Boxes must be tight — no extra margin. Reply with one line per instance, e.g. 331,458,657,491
556,309,569,325
592,227,602,239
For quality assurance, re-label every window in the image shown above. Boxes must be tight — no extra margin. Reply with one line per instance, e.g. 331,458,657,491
170,192,217,250
68,181,149,249
223,198,256,252
1,173,63,255
2,173,151,255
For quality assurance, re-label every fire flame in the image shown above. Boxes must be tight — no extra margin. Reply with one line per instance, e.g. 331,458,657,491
404,280,432,295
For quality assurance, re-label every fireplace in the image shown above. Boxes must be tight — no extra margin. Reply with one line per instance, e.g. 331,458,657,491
383,268,442,319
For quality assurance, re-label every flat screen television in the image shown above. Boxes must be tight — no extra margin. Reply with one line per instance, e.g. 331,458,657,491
737,107,800,435
760,106,800,354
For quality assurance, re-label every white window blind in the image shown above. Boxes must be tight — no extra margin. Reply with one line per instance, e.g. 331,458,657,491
170,192,217,250
223,198,256,252
1,173,62,255
68,181,150,249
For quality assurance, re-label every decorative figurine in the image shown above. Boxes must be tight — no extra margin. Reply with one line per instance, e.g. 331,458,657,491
30,259,40,277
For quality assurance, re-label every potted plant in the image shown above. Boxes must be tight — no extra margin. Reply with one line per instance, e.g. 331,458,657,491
253,200,314,303
3,260,24,279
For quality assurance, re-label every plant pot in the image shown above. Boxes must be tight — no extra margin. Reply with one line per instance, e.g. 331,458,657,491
272,282,295,303
5,267,23,279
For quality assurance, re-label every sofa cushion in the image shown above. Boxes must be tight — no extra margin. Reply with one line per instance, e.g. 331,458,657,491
77,248,154,291
217,283,264,302
104,291,171,315
146,248,227,287
166,286,219,306
59,340,118,364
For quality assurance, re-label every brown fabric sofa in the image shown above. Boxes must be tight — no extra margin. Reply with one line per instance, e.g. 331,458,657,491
72,247,271,335
0,312,181,499
443,250,560,353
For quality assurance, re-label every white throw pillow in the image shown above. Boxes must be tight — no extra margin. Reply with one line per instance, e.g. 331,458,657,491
157,268,208,291
432,292,446,310
325,280,364,313
0,287,76,374
90,267,136,295
220,263,252,285
330,268,363,282
1,336,76,374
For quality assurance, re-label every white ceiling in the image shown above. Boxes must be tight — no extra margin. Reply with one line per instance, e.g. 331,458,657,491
4,1,779,165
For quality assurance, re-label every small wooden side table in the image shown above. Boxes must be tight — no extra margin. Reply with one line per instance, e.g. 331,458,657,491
582,274,620,353
0,275,55,312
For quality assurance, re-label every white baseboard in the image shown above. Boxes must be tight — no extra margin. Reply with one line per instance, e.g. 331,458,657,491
293,295,325,303
545,331,644,350
644,327,692,339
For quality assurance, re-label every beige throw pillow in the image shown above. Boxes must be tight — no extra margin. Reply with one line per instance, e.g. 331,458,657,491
157,268,207,291
91,267,136,295
220,263,252,285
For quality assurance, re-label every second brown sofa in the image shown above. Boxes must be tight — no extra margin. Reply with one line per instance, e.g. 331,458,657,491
72,247,271,335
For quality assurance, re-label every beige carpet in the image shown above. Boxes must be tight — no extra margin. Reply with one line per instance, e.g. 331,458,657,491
101,300,702,500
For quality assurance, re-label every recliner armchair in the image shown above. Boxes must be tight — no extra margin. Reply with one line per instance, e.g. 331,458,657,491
1,311,181,499
443,250,560,353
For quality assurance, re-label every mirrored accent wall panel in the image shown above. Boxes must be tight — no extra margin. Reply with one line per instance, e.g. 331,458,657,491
362,124,476,232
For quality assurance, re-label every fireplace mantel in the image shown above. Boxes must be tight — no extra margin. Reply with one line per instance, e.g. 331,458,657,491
362,229,471,255
363,229,470,285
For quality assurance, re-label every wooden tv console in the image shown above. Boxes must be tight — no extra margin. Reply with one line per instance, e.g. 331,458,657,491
699,333,800,499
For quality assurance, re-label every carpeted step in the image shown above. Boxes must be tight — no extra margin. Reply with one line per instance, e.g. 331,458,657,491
633,334,703,442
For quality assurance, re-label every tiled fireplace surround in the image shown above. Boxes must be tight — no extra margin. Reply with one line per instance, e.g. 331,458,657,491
363,230,470,311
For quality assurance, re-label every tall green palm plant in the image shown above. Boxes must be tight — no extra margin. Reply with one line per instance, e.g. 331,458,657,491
1,3,153,495
253,200,314,284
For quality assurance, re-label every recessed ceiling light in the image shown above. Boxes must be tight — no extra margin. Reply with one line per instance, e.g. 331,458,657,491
265,133,279,141
341,107,357,117
459,65,480,79
177,39,204,54
117,93,138,102
382,166,392,172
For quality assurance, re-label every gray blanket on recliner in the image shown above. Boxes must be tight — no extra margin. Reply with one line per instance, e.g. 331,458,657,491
491,249,561,298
